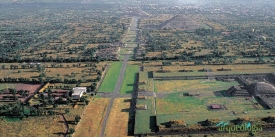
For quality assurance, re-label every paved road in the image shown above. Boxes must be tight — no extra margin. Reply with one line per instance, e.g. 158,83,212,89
100,16,139,137
206,68,215,80
100,55,129,137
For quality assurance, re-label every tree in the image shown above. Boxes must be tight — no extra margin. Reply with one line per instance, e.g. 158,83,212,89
97,71,102,75
48,110,55,115
65,108,70,114
39,93,45,101
87,87,91,93
53,103,58,108
39,73,45,77
37,64,42,72
69,128,75,134
85,100,89,105
162,61,172,66
48,99,54,105
38,77,44,84
75,115,81,123
91,92,94,96
9,88,17,95
71,72,76,77
18,70,21,73
1,65,5,70
96,76,100,81
67,97,73,103
80,96,86,102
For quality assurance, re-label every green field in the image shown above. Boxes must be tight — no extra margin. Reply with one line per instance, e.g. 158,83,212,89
0,84,16,90
156,93,206,114
139,72,148,83
134,97,156,134
98,62,123,92
137,72,155,92
119,65,139,94
155,91,268,125
119,55,124,60
150,79,269,126
153,79,239,92
125,43,138,47
127,30,137,35
119,48,128,54
124,37,136,43
200,23,212,29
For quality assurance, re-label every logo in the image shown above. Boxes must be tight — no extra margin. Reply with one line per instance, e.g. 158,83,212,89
216,121,263,134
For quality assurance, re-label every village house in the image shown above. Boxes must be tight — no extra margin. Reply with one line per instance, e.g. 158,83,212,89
72,87,87,100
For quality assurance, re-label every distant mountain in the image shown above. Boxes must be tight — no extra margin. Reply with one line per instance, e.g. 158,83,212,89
1,0,81,3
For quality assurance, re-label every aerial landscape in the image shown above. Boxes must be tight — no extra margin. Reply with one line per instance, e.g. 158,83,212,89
1,0,275,137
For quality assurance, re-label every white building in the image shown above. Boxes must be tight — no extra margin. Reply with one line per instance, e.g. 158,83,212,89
72,87,87,100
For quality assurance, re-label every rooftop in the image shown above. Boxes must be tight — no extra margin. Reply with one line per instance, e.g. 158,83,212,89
211,104,221,109
73,87,87,90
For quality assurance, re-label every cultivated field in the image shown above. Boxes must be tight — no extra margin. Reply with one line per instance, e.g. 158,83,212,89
0,115,64,137
0,62,105,82
0,84,42,102
0,68,40,79
0,84,16,90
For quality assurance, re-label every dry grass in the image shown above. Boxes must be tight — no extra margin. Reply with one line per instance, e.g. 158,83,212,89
146,52,162,57
104,98,130,137
0,115,64,137
86,44,99,48
0,69,40,78
204,21,225,30
154,80,213,92
0,62,105,78
73,98,110,137
69,44,84,48
156,97,206,114
45,67,98,79
180,40,202,48
0,62,105,81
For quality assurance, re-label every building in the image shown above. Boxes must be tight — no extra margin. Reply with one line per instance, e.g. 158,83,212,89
208,104,225,110
72,87,87,100
211,104,221,109
249,82,275,96
247,82,275,109
226,85,250,97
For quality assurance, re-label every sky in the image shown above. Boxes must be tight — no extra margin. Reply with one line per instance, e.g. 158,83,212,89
0,0,270,4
